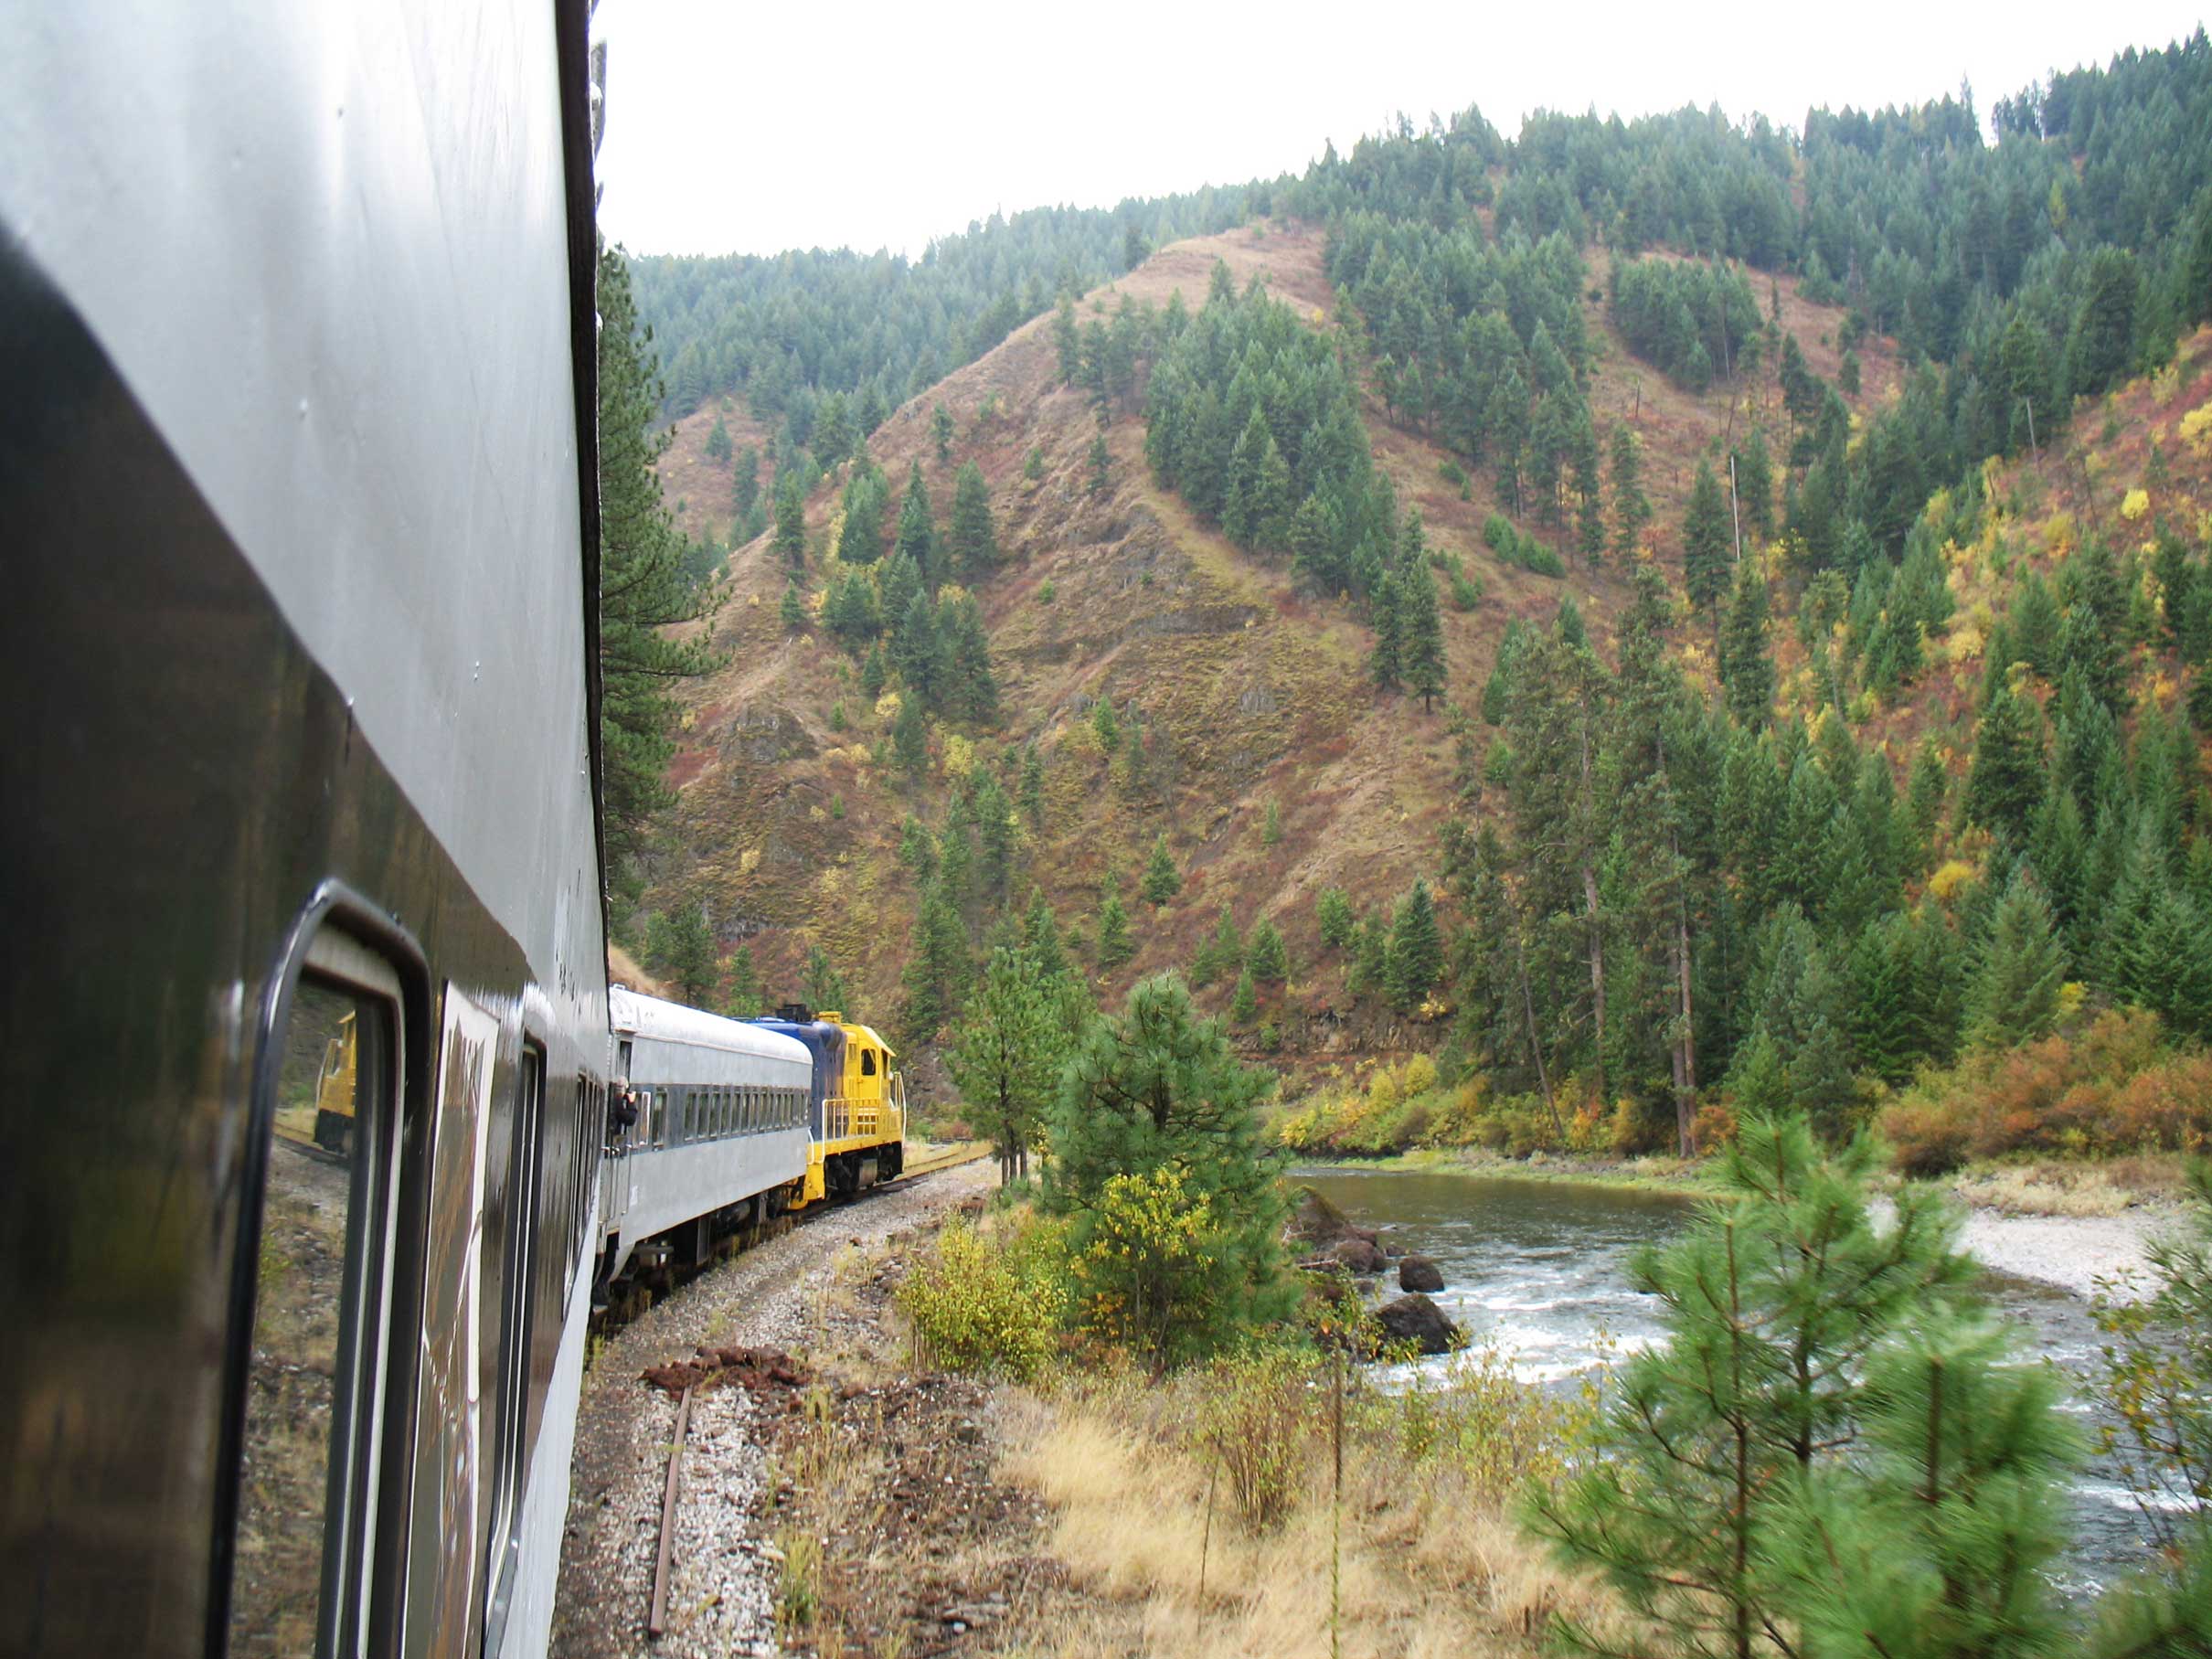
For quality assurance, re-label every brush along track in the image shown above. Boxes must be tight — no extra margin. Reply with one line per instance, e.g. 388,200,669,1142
552,1154,996,1659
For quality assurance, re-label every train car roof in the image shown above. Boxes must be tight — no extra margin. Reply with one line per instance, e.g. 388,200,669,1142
609,985,810,1068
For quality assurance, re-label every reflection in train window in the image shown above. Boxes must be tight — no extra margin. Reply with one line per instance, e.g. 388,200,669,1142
230,948,399,1659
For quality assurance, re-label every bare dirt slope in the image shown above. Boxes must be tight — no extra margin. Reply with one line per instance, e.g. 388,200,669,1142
643,221,1930,1069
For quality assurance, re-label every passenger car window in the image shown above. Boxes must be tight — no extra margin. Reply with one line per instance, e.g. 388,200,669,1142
229,935,401,1659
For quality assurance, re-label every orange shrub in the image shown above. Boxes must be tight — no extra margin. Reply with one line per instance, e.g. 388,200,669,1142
1877,1009,2209,1172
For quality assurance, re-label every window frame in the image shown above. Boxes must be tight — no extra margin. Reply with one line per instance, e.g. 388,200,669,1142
216,885,429,1659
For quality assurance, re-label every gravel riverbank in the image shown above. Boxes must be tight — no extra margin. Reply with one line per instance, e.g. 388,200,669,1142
1947,1201,2179,1301
550,1161,995,1659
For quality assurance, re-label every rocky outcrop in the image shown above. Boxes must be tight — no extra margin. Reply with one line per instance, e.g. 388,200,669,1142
1397,1254,1444,1293
1375,1293,1463,1356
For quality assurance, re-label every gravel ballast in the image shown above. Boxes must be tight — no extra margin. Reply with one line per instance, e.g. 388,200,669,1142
550,1162,994,1658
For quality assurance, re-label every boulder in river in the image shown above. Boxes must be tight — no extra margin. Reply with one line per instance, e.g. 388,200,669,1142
1375,1293,1464,1356
1398,1254,1444,1293
1285,1186,1356,1248
1333,1237,1388,1274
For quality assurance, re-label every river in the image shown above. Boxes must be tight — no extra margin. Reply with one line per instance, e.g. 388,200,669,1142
1294,1163,2172,1593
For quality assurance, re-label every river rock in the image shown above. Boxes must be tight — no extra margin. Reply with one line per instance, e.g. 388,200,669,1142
1285,1186,1356,1248
1398,1254,1444,1293
1333,1237,1388,1274
1376,1293,1463,1356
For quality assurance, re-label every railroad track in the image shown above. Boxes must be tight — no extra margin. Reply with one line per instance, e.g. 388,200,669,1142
591,1141,994,1335
637,1140,992,1642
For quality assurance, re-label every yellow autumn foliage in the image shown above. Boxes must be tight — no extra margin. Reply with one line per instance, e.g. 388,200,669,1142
2122,487,2151,521
1928,859,1977,902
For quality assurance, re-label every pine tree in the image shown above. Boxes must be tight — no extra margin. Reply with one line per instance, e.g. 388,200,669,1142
859,643,888,699
1229,967,1258,1022
1572,411,1607,568
1090,694,1120,753
1044,973,1292,1369
1401,558,1447,712
1733,430,1774,542
1247,919,1288,984
892,695,929,778
1088,431,1112,495
657,901,718,1005
1684,459,1735,619
1096,885,1134,968
1316,888,1356,950
1140,835,1181,906
931,403,954,463
1965,680,2047,848
723,946,764,1019
595,241,722,877
948,946,1066,1183
895,461,935,575
1370,569,1405,691
1053,292,1081,385
1765,1313,2081,1659
1261,800,1282,846
1719,558,1775,728
772,474,807,572
1524,1116,1975,1659
1384,880,1442,1010
1609,425,1652,558
706,413,732,465
780,580,807,632
803,943,850,1011
1969,867,2068,1048
901,883,971,1037
948,461,997,583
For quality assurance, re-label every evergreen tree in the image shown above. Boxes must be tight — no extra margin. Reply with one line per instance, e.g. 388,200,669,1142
1247,919,1288,984
1090,694,1121,753
1261,799,1282,846
1718,559,1775,728
1764,1314,2081,1659
894,461,935,575
1097,884,1134,968
1044,973,1292,1369
1140,834,1182,906
1401,557,1447,712
1683,459,1735,620
1228,965,1258,1021
723,945,764,1019
595,241,722,877
706,412,732,465
948,461,998,583
892,695,930,777
891,588,945,707
1525,1116,1975,1659
1371,569,1406,691
1969,867,2068,1048
1088,431,1112,495
900,883,971,1037
1572,411,1607,567
947,945,1066,1183
803,943,850,1011
1385,879,1442,1010
859,643,888,699
931,402,954,463
1732,430,1774,542
1610,425,1653,558
1965,680,2047,848
772,473,807,571
1316,887,1356,950
780,580,806,632
656,901,718,1005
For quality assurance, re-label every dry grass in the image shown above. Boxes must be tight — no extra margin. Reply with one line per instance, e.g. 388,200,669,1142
991,1357,1617,1659
1949,1154,2195,1217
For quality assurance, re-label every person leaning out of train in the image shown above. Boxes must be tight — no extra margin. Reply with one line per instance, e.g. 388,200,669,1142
610,1079,639,1136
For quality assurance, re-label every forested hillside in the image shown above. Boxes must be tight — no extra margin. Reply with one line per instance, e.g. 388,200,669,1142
617,33,2212,1169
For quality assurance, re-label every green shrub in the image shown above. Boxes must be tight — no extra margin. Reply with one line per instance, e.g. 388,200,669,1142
897,1215,1062,1380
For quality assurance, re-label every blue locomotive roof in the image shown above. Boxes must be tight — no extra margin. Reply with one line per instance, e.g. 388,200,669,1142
745,1016,846,1126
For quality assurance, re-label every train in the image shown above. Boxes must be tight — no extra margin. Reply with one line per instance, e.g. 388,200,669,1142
591,993,907,1313
0,5,903,1657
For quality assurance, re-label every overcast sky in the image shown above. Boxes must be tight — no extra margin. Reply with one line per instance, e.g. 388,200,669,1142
596,0,2207,261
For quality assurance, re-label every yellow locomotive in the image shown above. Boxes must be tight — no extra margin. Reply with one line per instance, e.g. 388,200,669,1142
792,1010,906,1205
